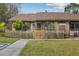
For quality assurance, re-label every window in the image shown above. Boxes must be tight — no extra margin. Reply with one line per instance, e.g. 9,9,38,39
43,22,55,31
22,23,31,31
70,22,79,30
37,23,42,30
70,23,74,29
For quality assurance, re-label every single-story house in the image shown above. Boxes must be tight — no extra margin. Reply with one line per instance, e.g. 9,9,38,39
8,12,79,39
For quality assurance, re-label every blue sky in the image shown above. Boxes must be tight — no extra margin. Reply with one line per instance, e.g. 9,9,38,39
19,3,68,14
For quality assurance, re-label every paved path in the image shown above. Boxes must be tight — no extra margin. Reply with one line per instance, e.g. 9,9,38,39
0,39,29,56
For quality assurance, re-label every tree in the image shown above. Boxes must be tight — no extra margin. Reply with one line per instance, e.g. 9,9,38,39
13,19,24,30
64,3,79,14
0,3,20,22
6,3,20,19
0,4,8,22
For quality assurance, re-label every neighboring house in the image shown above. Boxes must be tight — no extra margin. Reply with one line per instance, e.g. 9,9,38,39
9,12,79,39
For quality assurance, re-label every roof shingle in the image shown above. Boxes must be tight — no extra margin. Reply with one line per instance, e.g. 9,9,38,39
9,12,79,21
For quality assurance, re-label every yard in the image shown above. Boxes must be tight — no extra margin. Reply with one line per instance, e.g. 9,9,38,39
20,40,79,56
0,32,19,44
0,32,19,50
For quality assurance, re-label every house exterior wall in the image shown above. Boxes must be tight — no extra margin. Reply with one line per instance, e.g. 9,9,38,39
54,21,69,33
11,21,69,32
54,21,69,38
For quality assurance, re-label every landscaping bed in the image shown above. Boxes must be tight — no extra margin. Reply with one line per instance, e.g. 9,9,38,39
20,40,79,56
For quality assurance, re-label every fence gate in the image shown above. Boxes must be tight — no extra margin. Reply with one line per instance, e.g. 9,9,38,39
33,30,45,39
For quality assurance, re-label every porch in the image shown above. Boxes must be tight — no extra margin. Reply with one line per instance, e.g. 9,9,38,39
5,21,69,39
6,21,79,39
30,21,69,39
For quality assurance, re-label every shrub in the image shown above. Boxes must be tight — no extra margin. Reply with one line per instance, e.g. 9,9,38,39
13,19,24,30
0,22,5,32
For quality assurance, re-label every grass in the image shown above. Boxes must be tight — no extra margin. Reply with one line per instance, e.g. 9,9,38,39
0,32,19,44
0,37,19,44
20,40,79,56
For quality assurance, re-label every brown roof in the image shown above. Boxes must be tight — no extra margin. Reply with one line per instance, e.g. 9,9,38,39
9,12,79,21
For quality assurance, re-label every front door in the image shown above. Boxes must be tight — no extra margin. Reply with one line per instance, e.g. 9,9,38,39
37,22,42,30
33,22,45,39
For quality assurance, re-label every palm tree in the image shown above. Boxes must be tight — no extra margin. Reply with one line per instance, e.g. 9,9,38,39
64,3,79,14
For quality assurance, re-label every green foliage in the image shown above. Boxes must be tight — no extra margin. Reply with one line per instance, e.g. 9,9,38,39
0,3,19,22
6,4,19,21
0,4,7,22
64,3,79,14
13,19,24,30
0,22,5,30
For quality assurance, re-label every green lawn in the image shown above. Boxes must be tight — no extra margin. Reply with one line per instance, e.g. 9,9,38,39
0,37,19,44
20,40,79,56
0,32,19,44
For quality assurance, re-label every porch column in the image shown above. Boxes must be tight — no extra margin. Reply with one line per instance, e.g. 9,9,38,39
31,23,33,31
31,23,37,31
54,22,59,38
12,22,15,31
66,22,70,36
34,23,37,30
54,22,59,33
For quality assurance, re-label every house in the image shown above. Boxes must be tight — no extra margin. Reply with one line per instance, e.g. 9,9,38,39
9,12,79,39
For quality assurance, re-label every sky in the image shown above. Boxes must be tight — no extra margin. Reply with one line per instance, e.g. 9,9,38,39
19,3,69,14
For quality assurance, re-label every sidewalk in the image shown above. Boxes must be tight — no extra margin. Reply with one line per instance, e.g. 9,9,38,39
0,39,29,56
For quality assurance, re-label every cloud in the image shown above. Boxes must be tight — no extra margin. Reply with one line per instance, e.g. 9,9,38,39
46,3,68,7
46,3,69,12
45,8,64,12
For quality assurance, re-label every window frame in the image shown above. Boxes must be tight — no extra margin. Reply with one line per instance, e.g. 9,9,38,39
43,22,55,31
70,21,79,30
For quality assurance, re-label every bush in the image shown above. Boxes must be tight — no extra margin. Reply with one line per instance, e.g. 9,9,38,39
13,19,24,30
0,22,5,32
